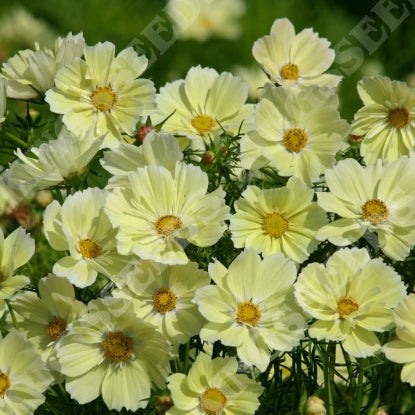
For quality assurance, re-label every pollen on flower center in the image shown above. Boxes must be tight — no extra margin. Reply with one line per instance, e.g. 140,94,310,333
263,212,289,237
155,215,183,237
191,115,216,134
283,128,308,152
78,238,102,259
200,388,227,415
90,86,117,112
153,288,177,313
47,317,67,341
336,296,359,317
236,301,261,326
280,63,299,80
388,107,410,128
361,199,389,224
0,371,10,398
102,331,133,362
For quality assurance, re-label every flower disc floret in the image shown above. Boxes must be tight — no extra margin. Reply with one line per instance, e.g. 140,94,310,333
280,63,299,80
361,199,389,224
102,331,134,362
155,215,183,237
200,388,227,414
336,297,359,317
237,301,261,326
153,288,177,313
90,86,117,112
283,128,308,152
191,114,216,133
78,238,102,259
47,317,67,341
0,372,10,398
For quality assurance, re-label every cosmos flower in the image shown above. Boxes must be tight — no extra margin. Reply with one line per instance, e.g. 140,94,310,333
351,75,415,164
56,297,171,411
166,352,263,415
294,247,406,357
252,18,341,90
45,41,156,148
105,162,229,265
230,177,328,263
194,249,306,371
316,157,415,260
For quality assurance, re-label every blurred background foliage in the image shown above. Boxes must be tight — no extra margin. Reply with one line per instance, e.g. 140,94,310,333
0,0,414,121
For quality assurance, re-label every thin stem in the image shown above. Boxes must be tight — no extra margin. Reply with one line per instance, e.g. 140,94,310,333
323,341,335,415
354,358,365,415
6,299,19,329
5,132,28,149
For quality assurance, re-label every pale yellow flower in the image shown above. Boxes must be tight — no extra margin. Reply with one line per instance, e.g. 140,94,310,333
295,247,406,357
351,75,415,164
230,177,328,263
252,18,341,90
0,329,53,415
195,249,306,371
166,353,263,415
45,41,155,148
56,297,171,411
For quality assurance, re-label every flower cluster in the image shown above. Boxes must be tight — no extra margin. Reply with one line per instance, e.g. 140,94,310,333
0,15,414,415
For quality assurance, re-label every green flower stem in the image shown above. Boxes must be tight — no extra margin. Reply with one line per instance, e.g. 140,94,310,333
5,132,28,149
6,299,19,329
324,341,335,415
341,344,356,389
354,358,366,415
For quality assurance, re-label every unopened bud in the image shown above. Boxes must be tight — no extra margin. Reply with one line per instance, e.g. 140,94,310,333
137,125,156,142
349,134,363,144
156,395,173,414
306,395,326,415
203,151,215,164
35,190,53,207
376,408,388,415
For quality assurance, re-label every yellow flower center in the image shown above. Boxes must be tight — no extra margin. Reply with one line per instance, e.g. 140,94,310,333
236,301,261,326
336,296,359,317
152,288,177,313
90,86,117,112
361,199,389,224
388,107,410,128
47,317,67,341
154,215,183,237
0,372,10,398
280,63,299,80
283,128,308,152
102,331,133,362
263,212,289,237
78,238,102,259
200,388,227,415
191,115,216,134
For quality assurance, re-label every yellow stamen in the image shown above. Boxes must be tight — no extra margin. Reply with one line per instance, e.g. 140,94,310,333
78,238,102,259
283,128,308,152
200,388,227,415
47,317,67,341
90,86,117,112
361,199,389,224
263,212,289,237
191,115,216,134
153,288,177,313
102,331,133,362
236,301,261,326
154,215,183,237
388,107,410,128
0,372,10,398
336,296,359,317
280,63,299,80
